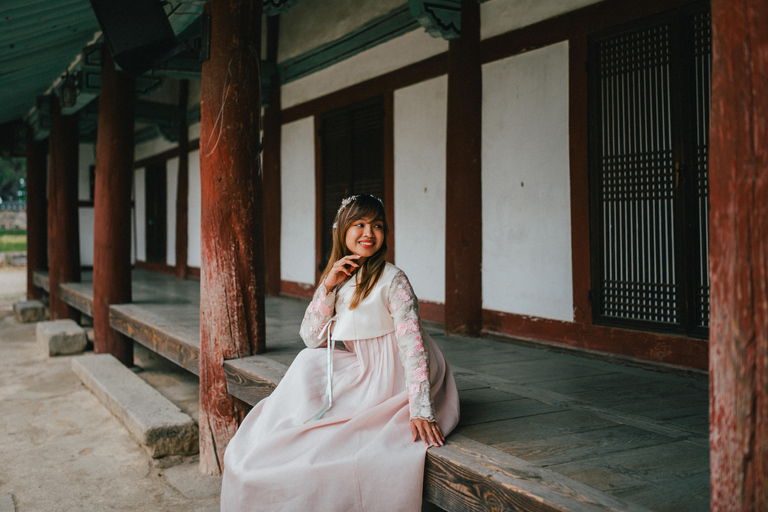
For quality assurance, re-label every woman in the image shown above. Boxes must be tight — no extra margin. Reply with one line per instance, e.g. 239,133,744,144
221,194,460,511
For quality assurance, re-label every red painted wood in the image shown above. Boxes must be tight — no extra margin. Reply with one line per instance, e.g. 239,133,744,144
568,34,592,325
384,91,395,264
199,0,266,474
263,15,282,296
175,80,189,280
445,0,482,336
93,46,135,366
280,279,315,299
709,0,768,509
47,94,81,320
483,309,708,370
25,127,47,300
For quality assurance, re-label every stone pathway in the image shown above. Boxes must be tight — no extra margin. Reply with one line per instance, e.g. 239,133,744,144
0,267,221,512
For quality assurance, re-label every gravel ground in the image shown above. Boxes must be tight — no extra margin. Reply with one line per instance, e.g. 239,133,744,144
0,267,222,512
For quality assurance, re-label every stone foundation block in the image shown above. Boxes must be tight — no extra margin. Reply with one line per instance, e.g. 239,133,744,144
72,354,198,458
13,300,47,323
36,319,87,356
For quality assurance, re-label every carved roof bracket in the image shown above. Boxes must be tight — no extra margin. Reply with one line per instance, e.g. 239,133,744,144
409,0,462,40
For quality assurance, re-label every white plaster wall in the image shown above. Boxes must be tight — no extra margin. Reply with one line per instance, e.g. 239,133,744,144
394,76,447,304
78,209,94,267
281,30,447,109
187,149,202,268
166,157,179,267
134,168,146,262
188,122,201,142
482,41,573,321
481,0,601,40
77,143,96,265
78,144,95,201
279,0,406,62
135,137,177,162
280,117,315,285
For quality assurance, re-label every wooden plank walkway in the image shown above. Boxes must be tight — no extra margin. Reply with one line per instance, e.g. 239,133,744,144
38,269,710,512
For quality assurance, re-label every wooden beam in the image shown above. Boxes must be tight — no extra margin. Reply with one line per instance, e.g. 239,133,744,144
175,80,190,280
263,14,282,296
25,126,47,300
709,0,768,509
47,94,81,320
445,0,482,336
93,46,135,366
199,0,266,474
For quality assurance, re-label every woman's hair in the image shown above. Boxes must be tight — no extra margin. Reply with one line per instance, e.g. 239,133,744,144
320,194,389,309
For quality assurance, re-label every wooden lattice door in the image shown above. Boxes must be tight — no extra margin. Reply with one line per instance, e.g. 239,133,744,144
588,3,711,337
319,96,385,268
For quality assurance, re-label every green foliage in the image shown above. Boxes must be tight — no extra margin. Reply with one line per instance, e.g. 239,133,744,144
0,157,26,203
0,230,26,253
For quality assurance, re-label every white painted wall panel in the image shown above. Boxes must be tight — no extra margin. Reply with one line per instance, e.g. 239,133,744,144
280,118,316,286
394,76,447,304
134,168,147,262
481,0,601,40
282,30,447,109
166,157,179,267
187,150,202,268
78,208,94,266
135,137,177,162
482,41,573,321
78,144,95,201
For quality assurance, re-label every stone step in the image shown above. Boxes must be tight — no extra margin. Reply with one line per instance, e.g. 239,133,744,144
13,300,47,323
72,353,198,458
36,319,86,356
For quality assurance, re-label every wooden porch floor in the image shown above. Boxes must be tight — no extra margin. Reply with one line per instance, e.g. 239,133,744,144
36,269,710,512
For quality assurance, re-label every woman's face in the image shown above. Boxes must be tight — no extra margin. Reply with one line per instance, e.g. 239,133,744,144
345,216,384,262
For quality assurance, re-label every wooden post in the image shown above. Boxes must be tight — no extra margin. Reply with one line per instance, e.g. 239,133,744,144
709,0,768,510
199,0,266,474
175,79,190,280
47,94,81,320
263,14,282,296
26,126,47,300
445,0,482,336
93,46,135,366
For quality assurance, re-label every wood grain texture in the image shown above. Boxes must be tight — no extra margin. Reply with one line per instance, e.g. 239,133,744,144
223,355,288,405
445,0,482,336
709,0,768,509
47,94,81,321
92,45,134,366
58,282,94,317
424,435,652,512
32,271,49,292
25,127,47,300
198,0,266,474
110,304,200,375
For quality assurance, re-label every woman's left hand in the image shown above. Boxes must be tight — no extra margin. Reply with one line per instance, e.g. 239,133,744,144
410,418,444,447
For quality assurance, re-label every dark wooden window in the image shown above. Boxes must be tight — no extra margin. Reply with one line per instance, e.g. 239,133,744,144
145,163,167,264
320,96,385,266
588,2,710,338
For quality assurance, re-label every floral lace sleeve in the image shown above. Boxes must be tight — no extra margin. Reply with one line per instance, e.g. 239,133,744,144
299,284,336,349
388,271,436,422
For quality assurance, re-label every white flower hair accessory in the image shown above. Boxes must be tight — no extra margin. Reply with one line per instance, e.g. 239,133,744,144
332,194,384,229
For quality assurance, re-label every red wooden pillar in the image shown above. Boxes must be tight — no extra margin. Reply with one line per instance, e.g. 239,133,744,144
445,0,482,336
709,0,768,509
93,46,135,366
175,79,190,280
199,0,266,474
47,94,81,320
263,14,282,296
26,126,47,300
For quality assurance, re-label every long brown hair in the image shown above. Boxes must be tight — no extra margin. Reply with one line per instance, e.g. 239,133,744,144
320,194,389,309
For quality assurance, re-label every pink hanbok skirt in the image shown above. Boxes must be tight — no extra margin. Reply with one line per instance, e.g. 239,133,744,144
220,331,460,512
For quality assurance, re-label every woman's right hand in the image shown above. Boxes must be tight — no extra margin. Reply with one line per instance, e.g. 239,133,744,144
323,254,362,290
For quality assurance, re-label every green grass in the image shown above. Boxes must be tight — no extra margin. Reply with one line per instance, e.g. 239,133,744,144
0,230,26,253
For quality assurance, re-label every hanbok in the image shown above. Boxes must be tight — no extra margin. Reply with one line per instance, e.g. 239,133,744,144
221,263,460,511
